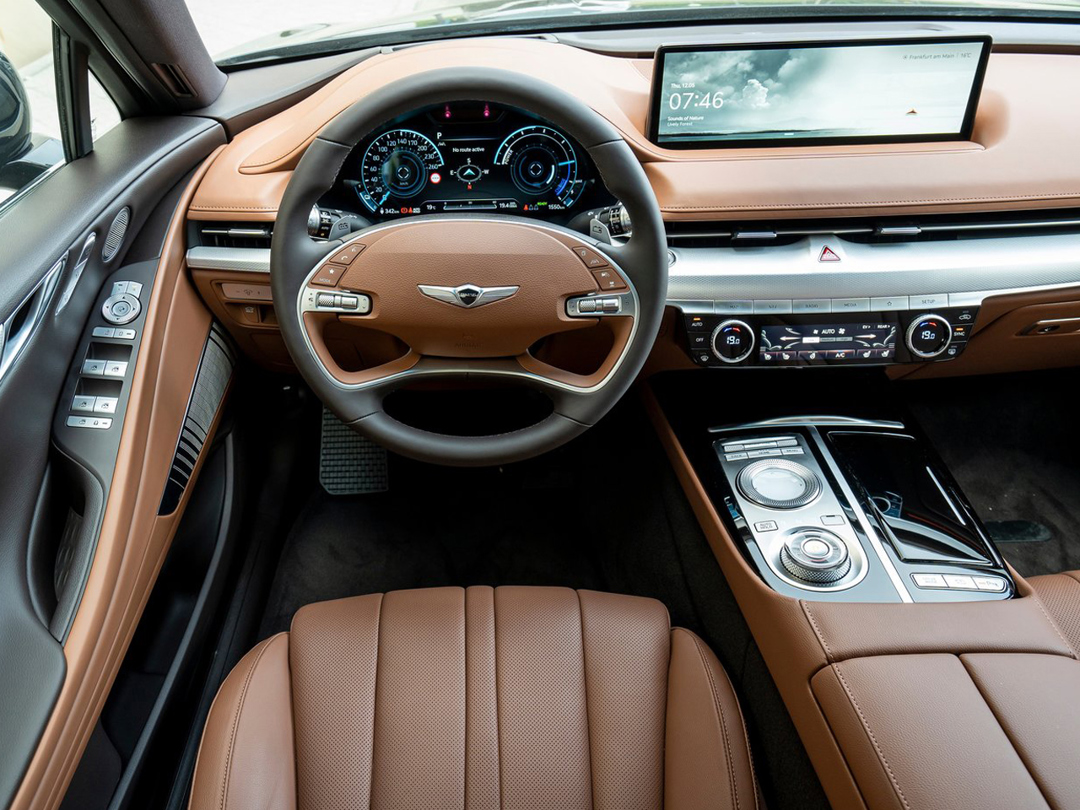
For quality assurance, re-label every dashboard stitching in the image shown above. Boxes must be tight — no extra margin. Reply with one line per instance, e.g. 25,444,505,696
660,191,1080,212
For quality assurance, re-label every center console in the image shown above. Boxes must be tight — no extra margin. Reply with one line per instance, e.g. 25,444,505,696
656,371,1013,602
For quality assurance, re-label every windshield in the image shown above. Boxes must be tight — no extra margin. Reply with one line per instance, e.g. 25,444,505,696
186,0,1080,66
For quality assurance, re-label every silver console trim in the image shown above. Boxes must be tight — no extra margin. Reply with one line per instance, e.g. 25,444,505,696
710,416,905,434
807,426,913,602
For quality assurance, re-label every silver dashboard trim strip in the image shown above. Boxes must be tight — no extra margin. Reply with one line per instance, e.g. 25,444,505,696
186,246,271,274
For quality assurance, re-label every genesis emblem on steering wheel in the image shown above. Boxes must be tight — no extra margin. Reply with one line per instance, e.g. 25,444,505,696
418,283,519,308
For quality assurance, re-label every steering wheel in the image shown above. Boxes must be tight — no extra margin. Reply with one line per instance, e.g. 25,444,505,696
271,67,667,466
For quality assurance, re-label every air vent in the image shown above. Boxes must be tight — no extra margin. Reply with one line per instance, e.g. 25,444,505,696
666,209,1080,249
159,325,236,515
102,207,129,262
198,222,273,249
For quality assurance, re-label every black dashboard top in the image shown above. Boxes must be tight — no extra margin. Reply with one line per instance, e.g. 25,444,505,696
321,101,616,225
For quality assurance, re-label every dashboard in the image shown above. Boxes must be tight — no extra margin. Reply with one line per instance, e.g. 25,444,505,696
322,102,615,224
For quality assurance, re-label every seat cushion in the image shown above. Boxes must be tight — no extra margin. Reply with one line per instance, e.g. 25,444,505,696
189,586,759,810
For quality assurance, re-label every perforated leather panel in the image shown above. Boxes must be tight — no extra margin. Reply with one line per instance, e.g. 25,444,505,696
191,586,758,810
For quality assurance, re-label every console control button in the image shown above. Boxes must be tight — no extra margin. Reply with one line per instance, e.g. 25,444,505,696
94,397,118,414
781,448,805,456
737,459,822,510
821,514,845,526
912,573,948,589
754,520,779,532
111,281,143,298
725,452,748,461
973,576,1007,592
72,396,96,413
92,327,115,338
103,361,128,378
102,293,141,325
779,529,851,584
115,328,137,340
943,574,978,590
906,314,953,359
710,319,755,364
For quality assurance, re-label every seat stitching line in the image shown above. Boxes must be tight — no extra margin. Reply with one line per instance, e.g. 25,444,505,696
832,664,911,810
576,590,597,810
462,588,469,810
959,656,1055,810
219,637,274,810
686,630,741,810
494,589,504,810
367,593,385,808
801,602,834,662
708,639,762,810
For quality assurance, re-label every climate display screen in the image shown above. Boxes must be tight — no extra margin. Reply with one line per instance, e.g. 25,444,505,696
759,323,897,365
650,37,990,148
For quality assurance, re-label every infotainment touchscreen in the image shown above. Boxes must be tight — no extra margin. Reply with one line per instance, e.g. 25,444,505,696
649,37,990,148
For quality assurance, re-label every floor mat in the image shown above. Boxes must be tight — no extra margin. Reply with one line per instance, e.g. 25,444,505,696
906,369,1080,578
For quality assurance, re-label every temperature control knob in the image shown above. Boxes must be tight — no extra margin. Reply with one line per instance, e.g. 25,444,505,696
710,319,755,364
906,314,952,359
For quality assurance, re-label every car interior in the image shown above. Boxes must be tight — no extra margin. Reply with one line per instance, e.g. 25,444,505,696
4,1,1080,808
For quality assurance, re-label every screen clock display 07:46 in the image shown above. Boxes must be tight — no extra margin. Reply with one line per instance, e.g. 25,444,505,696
338,102,603,221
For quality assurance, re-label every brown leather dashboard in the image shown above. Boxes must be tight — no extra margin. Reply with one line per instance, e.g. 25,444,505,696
189,38,1080,222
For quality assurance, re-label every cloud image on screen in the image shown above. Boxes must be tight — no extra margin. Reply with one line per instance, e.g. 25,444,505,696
657,41,984,142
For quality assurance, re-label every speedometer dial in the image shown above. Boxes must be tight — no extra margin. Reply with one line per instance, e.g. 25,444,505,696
357,129,444,213
494,125,583,209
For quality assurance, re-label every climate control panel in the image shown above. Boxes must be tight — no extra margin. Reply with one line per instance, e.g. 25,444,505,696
684,306,977,367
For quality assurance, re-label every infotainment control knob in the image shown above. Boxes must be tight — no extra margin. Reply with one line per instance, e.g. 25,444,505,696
779,529,851,584
906,314,953,359
710,319,755,364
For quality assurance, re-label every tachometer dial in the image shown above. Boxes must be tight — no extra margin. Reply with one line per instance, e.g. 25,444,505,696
494,125,583,209
357,129,444,212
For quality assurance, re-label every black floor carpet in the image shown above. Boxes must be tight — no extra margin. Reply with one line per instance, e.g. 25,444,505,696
906,369,1080,578
258,397,828,810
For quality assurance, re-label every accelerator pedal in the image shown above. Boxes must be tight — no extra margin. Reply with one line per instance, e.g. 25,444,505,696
319,407,389,495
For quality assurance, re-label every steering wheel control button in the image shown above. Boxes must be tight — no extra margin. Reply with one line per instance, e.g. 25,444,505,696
737,459,822,510
592,267,626,291
906,314,953,359
571,245,609,269
302,287,372,315
710,319,755,364
102,293,141,325
313,262,346,287
329,243,366,265
779,529,851,584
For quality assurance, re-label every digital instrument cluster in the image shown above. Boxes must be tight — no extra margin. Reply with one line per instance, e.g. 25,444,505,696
329,102,613,222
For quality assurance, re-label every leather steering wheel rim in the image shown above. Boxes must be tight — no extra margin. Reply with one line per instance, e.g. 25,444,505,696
271,67,667,467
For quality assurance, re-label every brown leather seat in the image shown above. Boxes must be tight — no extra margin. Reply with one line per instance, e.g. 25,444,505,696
189,586,759,810
1030,570,1080,653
